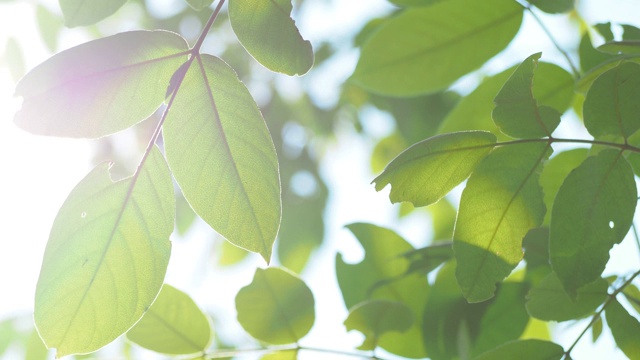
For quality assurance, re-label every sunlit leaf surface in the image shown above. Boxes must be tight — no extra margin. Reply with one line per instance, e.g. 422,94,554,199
34,147,174,357
344,300,413,350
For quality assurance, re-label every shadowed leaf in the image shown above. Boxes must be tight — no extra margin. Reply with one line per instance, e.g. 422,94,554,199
344,300,413,350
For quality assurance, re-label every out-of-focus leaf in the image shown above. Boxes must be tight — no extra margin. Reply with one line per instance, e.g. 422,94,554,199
0,318,20,355
262,349,298,360
584,62,640,139
550,150,636,296
473,339,564,360
336,223,429,358
373,131,496,207
36,5,62,52
539,149,588,224
163,55,281,263
3,37,24,83
184,0,213,10
493,53,560,138
598,41,640,55
175,192,197,235
390,0,443,6
592,316,603,343
218,237,250,266
454,143,550,302
236,267,314,344
430,198,457,241
577,57,640,94
60,0,128,27
353,0,523,96
25,329,49,360
595,23,614,42
520,318,551,341
126,284,212,355
579,32,615,74
402,242,453,275
439,62,574,138
228,0,313,75
622,284,640,314
526,273,607,321
14,30,189,138
529,0,573,13
606,298,640,359
34,147,174,357
344,300,413,350
622,24,640,40
522,227,550,276
371,133,409,174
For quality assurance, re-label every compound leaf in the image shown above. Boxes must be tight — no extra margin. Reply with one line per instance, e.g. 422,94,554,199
235,267,314,344
126,284,212,355
344,300,413,350
353,0,523,96
228,0,313,75
34,147,174,357
550,150,636,296
60,0,127,27
373,131,496,207
14,30,189,138
163,54,281,263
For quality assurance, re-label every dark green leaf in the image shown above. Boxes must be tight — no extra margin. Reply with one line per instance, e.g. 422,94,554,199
228,0,313,75
353,0,523,96
235,267,314,344
14,30,189,138
606,298,640,359
373,131,497,207
526,273,607,321
336,223,429,358
60,0,128,27
344,300,413,350
577,57,640,94
34,147,174,357
454,142,550,302
493,53,561,138
529,0,573,14
550,150,636,296
595,23,614,42
403,242,453,275
579,32,615,73
184,0,213,10
127,284,212,354
584,62,640,139
163,55,281,263
598,41,640,55
522,227,550,274
473,339,564,360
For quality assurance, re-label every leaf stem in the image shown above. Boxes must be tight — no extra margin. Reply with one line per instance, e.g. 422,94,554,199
204,345,390,359
524,5,581,78
633,223,640,262
193,0,226,54
491,136,640,154
563,268,640,358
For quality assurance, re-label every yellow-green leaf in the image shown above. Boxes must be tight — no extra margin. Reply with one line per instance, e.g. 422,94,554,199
184,0,213,10
352,0,523,96
344,300,413,351
373,131,496,207
606,298,640,359
235,267,314,344
454,142,550,302
228,0,313,75
163,54,281,263
60,0,127,27
14,30,189,138
34,147,174,357
126,284,212,355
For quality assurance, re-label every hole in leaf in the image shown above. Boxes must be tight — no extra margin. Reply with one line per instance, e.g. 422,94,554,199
80,212,87,218
609,221,614,229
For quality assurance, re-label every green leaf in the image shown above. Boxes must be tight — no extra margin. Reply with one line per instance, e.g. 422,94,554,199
36,5,62,52
605,298,640,359
598,41,640,55
622,284,640,314
389,0,443,6
163,55,281,263
454,142,550,302
473,339,564,360
34,147,174,357
236,267,314,344
592,315,603,343
344,300,414,350
579,32,616,74
14,30,189,138
25,329,49,360
577,57,640,94
228,0,313,75
493,53,561,138
539,149,589,225
583,62,640,139
403,242,453,276
184,0,213,10
525,273,607,321
60,0,128,27
126,284,211,355
550,150,636,296
439,62,574,138
352,0,523,96
336,223,429,358
373,131,497,207
522,227,550,275
262,349,298,360
529,0,573,14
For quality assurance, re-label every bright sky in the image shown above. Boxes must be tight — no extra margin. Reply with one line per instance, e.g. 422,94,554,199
1,0,640,359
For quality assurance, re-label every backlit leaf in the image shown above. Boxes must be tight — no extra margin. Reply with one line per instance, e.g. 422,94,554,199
539,149,588,224
353,0,523,96
126,284,212,355
525,273,607,321
336,223,429,358
184,0,213,10
373,131,496,207
550,150,636,296
235,267,314,344
493,53,561,138
454,142,550,302
344,300,413,350
473,339,564,360
577,57,640,94
583,62,640,139
163,55,281,263
60,0,127,27
34,147,174,357
228,0,313,75
606,298,640,359
14,30,189,138
402,242,453,276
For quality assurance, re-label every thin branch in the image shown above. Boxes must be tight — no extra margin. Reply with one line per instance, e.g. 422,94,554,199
204,345,391,360
633,223,640,262
193,0,226,54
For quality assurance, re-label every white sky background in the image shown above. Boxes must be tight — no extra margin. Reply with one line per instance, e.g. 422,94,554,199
1,0,640,359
